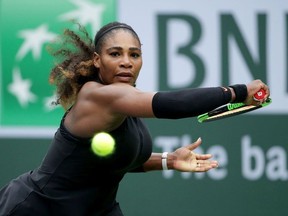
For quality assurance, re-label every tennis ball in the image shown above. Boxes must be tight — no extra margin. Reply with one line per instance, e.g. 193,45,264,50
91,132,115,157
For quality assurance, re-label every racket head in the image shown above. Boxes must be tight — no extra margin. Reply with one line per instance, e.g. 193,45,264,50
197,98,272,123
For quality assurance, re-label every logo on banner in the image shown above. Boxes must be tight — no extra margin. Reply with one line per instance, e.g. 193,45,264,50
0,0,116,127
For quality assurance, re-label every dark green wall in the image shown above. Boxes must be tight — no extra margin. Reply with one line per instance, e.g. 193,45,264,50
0,138,50,186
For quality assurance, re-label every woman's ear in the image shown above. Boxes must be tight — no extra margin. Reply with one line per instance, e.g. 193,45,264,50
93,52,100,68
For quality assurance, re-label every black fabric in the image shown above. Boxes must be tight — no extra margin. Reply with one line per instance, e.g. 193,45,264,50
229,84,248,102
0,117,152,216
152,87,232,119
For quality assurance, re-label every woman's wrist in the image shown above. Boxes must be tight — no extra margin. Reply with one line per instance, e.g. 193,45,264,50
229,84,248,102
161,152,169,170
162,152,176,170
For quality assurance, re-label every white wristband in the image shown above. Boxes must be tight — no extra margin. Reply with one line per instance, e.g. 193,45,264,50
162,152,169,170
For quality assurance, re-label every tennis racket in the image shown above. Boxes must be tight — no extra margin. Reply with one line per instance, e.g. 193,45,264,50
197,90,271,123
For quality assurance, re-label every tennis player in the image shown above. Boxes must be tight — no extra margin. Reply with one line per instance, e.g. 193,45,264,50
0,22,269,216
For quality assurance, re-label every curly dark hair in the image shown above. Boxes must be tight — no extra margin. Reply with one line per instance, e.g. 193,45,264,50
48,22,140,110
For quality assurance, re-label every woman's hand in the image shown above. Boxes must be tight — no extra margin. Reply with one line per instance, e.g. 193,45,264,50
170,138,218,172
245,79,270,105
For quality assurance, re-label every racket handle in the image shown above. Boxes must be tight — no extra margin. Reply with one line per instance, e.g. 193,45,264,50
253,89,265,101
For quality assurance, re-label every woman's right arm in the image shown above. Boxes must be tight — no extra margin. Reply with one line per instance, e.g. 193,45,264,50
90,79,269,119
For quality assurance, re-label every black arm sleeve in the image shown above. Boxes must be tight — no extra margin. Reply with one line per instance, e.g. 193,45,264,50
152,87,232,119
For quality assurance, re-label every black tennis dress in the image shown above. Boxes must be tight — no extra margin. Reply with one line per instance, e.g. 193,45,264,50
0,116,152,216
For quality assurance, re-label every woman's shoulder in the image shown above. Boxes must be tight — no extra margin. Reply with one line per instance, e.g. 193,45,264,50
78,81,103,98
82,81,103,89
80,82,138,100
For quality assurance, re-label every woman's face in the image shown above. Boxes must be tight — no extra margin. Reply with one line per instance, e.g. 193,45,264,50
93,30,142,86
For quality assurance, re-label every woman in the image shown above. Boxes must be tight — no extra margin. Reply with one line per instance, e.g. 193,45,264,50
0,22,269,216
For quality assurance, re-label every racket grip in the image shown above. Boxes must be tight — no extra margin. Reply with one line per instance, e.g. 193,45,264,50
253,89,265,101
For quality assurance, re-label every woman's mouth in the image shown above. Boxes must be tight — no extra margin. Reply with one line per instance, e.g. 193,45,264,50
116,72,134,82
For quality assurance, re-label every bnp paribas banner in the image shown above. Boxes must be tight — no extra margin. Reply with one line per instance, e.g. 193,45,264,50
0,0,116,136
1,0,287,133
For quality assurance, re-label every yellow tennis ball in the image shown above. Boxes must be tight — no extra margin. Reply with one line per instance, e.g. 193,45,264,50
91,132,115,157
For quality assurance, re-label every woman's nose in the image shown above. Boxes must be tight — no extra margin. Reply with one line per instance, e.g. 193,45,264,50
120,55,132,68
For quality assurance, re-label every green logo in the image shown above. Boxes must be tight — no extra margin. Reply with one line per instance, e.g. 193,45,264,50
227,103,244,110
0,0,116,127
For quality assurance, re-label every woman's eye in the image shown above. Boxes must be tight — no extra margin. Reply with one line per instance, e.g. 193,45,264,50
131,53,141,58
110,52,120,57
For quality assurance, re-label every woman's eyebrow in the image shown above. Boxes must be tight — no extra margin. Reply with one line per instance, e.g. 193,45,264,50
106,46,141,52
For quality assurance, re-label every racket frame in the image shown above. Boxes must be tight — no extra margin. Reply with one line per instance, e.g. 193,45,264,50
197,98,271,123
